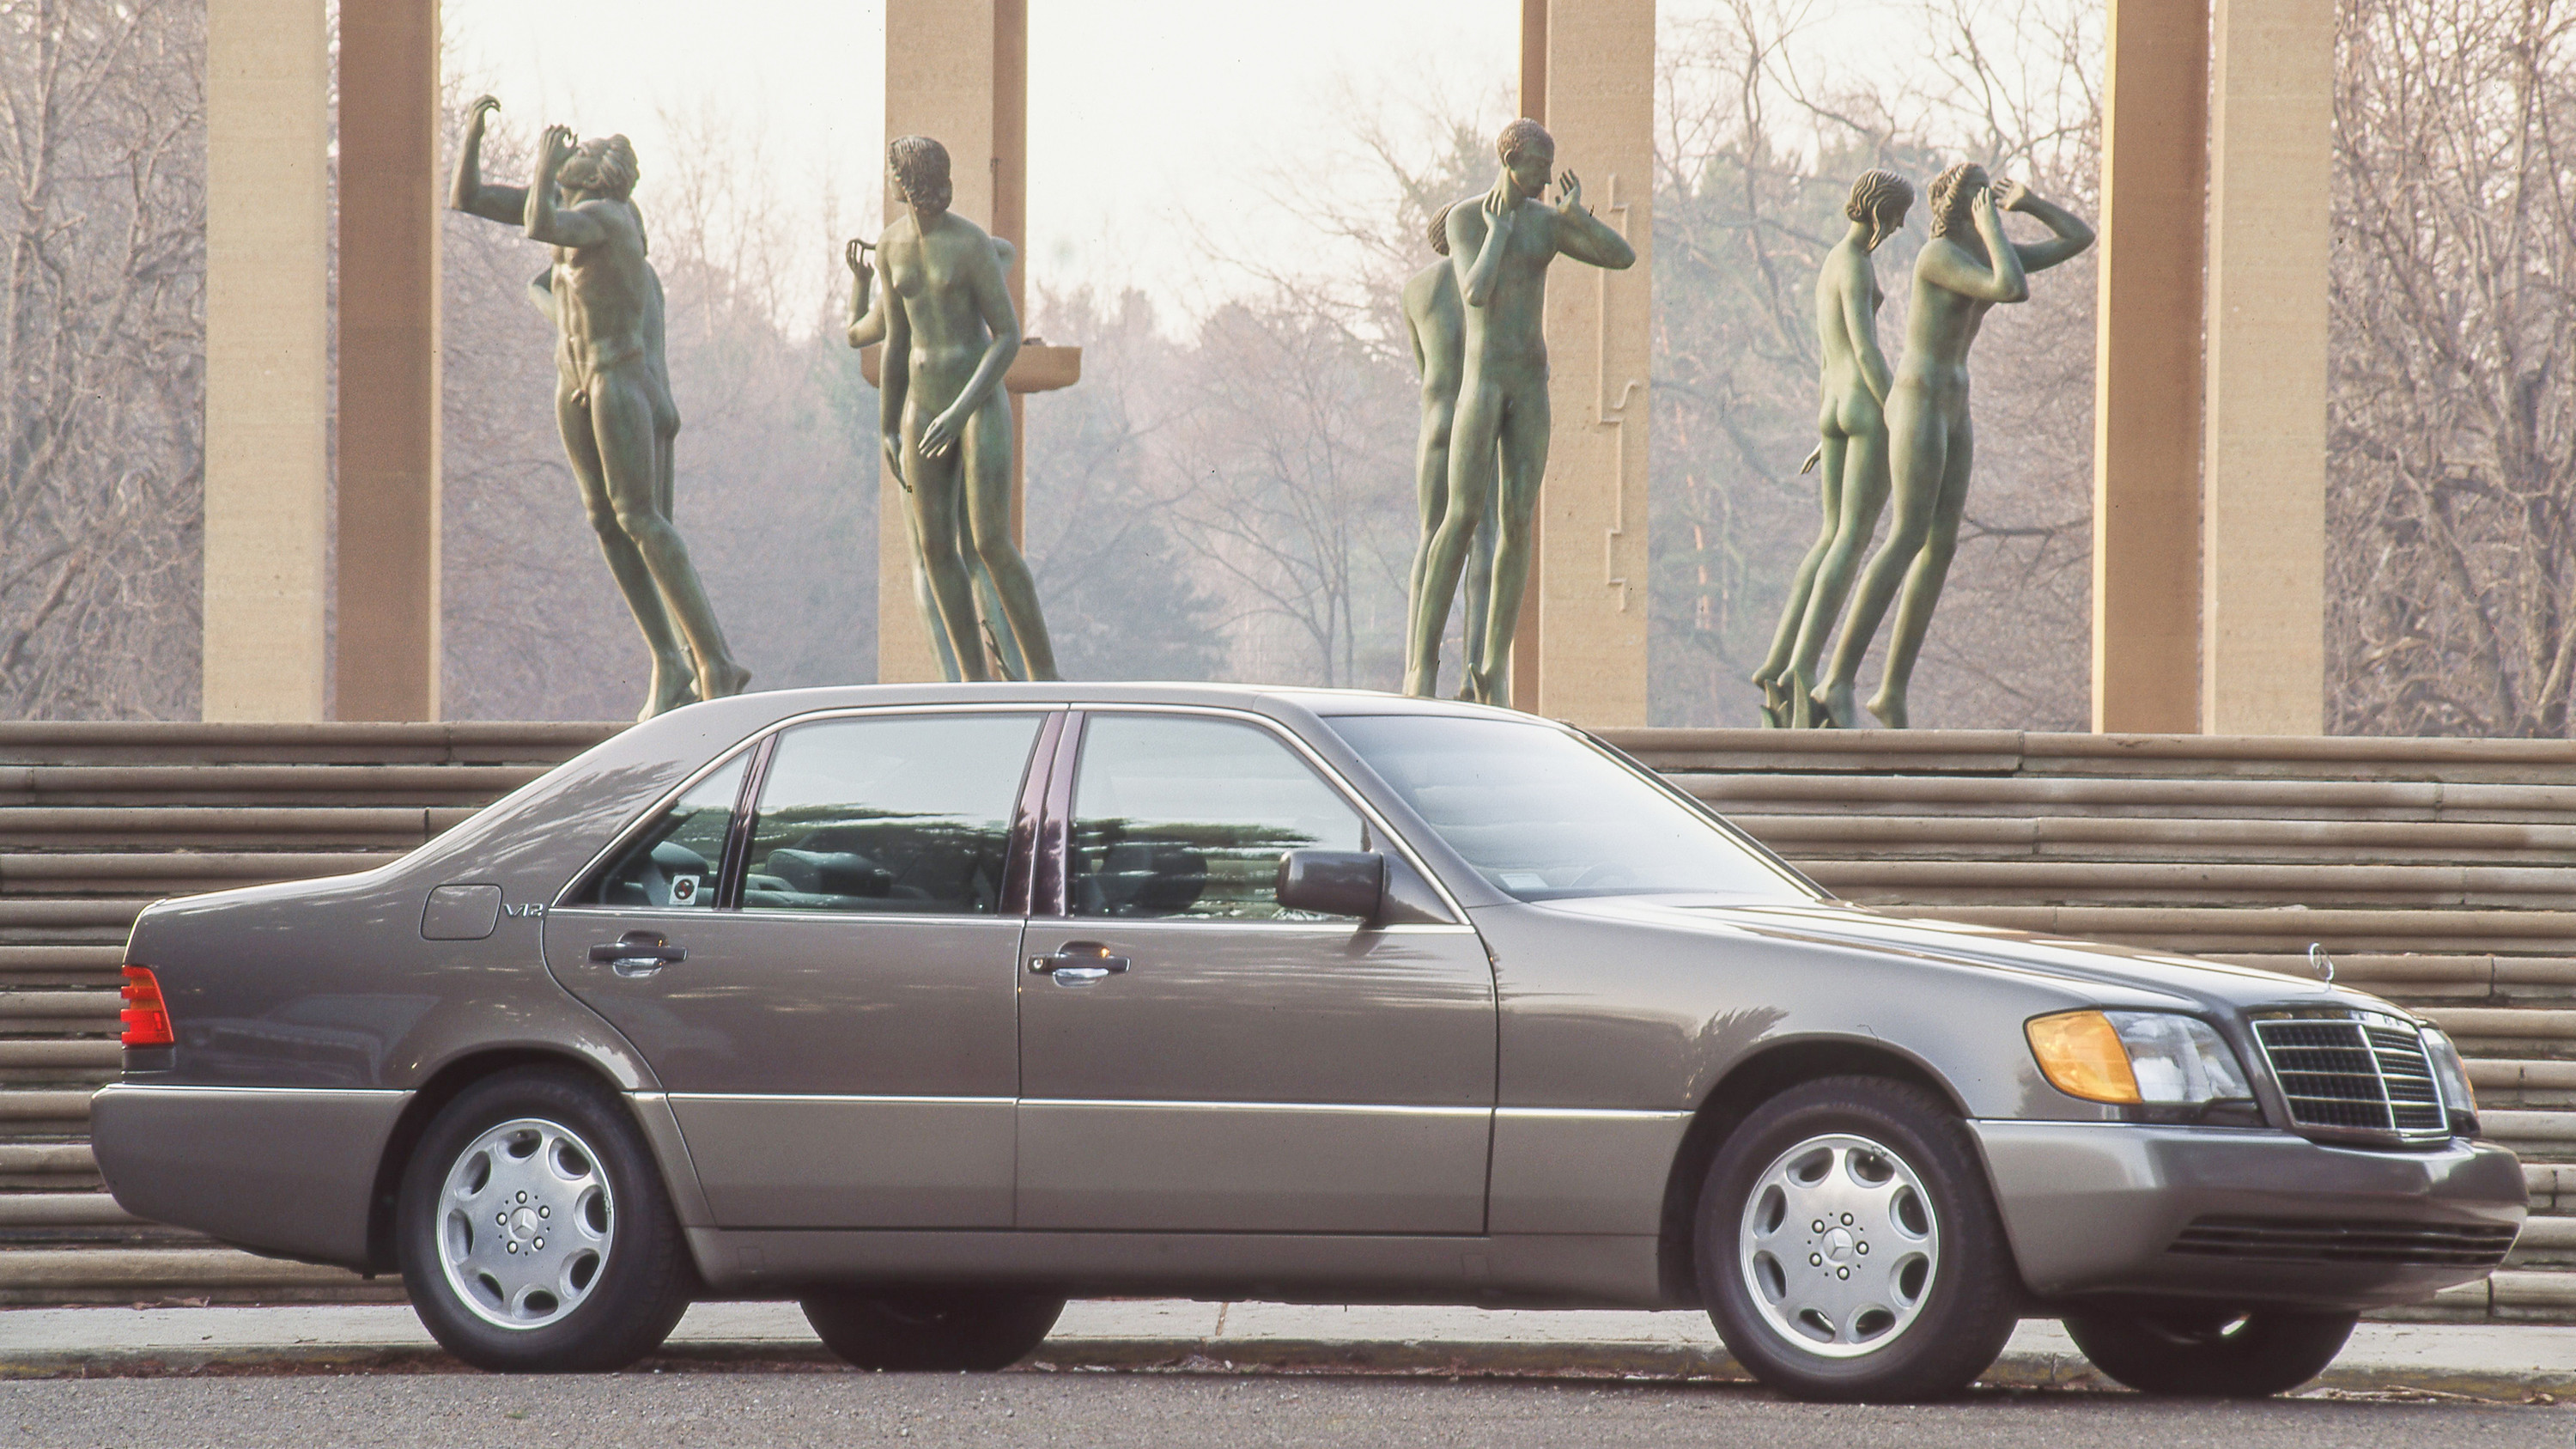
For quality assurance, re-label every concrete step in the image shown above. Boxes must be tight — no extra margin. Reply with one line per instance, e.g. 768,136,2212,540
0,1246,396,1305
1809,858,2576,908
0,806,477,850
1744,813,2576,864
1607,727,2576,784
0,764,549,808
0,721,614,768
1684,772,2576,823
0,850,398,896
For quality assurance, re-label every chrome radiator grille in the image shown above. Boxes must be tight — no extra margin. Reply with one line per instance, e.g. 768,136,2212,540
2251,1013,2448,1140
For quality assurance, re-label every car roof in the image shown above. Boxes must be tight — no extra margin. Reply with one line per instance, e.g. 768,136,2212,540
669,681,1558,728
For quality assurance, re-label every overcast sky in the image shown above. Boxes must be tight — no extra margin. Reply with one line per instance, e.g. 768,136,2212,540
439,1,1959,331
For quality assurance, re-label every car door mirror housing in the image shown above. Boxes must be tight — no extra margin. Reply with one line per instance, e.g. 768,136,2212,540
1275,849,1386,920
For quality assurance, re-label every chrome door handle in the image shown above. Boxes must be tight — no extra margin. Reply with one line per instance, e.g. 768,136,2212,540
591,931,686,978
1030,943,1129,984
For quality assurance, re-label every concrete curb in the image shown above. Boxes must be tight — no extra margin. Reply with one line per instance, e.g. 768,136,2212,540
3,1335,2567,1402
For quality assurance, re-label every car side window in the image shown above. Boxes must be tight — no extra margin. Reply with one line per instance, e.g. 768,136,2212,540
1069,715,1367,921
582,753,747,910
741,713,1044,916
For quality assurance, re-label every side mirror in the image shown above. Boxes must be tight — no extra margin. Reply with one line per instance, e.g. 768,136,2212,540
1275,849,1385,921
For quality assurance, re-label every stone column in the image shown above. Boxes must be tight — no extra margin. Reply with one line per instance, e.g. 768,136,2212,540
335,0,442,721
1534,0,1653,725
2091,0,2207,734
2203,0,2331,734
879,0,1005,683
1509,0,1547,706
204,0,331,721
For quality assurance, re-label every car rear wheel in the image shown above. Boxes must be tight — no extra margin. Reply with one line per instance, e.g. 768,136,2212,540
1695,1075,2020,1402
800,1289,1066,1371
396,1067,694,1372
2063,1307,2357,1397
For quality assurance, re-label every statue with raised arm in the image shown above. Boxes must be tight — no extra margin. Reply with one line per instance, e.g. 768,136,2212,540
1811,165,2093,728
1752,169,1914,728
845,230,1035,682
448,95,750,719
1398,209,1498,697
1402,119,1636,708
860,135,1059,684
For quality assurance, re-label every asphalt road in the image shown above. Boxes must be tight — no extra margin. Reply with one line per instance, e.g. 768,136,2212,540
3,1369,2563,1448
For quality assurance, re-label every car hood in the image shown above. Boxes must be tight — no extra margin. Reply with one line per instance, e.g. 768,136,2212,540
1526,894,2397,1018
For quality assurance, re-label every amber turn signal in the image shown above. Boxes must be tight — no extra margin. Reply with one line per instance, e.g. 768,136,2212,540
119,965,174,1048
2026,1009,2141,1104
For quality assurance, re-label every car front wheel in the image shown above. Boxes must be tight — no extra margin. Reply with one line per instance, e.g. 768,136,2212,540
2063,1307,2357,1397
1695,1075,2020,1402
801,1289,1066,1371
396,1067,695,1372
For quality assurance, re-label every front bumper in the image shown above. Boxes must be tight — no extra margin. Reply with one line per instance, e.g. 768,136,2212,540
1970,1120,2526,1310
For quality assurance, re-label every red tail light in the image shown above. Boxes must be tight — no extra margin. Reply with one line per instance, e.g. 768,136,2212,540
119,965,174,1047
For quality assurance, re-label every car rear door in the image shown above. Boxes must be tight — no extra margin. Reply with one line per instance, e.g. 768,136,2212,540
1015,709,1497,1233
544,707,1054,1229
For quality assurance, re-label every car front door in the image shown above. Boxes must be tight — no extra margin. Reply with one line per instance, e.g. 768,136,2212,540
544,708,1052,1229
1016,710,1496,1234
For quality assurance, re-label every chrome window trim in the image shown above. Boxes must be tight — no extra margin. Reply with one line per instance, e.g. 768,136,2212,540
1018,1098,1489,1117
555,702,1070,911
1495,1107,1692,1123
93,1083,408,1099
668,1093,1013,1107
1057,703,1473,925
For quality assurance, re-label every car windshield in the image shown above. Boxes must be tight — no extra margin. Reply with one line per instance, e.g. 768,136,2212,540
1327,714,1817,904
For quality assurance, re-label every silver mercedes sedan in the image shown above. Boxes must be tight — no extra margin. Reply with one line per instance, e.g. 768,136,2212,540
90,685,2523,1400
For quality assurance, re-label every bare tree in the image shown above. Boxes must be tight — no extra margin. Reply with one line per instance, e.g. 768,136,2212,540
0,0,204,717
2329,0,2576,736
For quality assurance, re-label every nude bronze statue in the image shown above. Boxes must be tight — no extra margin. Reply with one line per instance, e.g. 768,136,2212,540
449,96,750,720
1812,165,2093,728
1752,170,1913,728
859,135,1058,684
1399,209,1498,696
846,231,1033,682
1402,119,1636,708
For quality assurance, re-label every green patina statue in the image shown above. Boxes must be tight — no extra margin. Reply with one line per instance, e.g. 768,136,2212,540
1812,165,2093,728
1403,119,1636,709
847,231,1036,682
1753,170,1914,728
1400,210,1497,697
449,96,750,720
850,135,1058,684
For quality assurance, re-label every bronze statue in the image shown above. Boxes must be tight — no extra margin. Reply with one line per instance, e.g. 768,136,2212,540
846,232,1034,682
1399,210,1498,696
1402,119,1636,708
1812,166,2093,728
1753,170,1913,728
857,135,1059,684
449,96,750,720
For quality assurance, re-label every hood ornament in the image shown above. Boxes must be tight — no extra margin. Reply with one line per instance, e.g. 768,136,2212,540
2308,942,2336,983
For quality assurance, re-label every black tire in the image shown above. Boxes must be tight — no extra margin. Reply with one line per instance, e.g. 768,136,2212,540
2063,1307,2357,1397
1694,1075,2020,1402
800,1288,1066,1371
396,1067,695,1373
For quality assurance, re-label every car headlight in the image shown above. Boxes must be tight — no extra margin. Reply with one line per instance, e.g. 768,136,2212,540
2026,1009,2254,1105
2420,1026,2477,1119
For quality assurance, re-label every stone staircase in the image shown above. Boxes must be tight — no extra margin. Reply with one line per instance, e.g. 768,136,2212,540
6,721,2575,1321
1608,728,2576,1323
